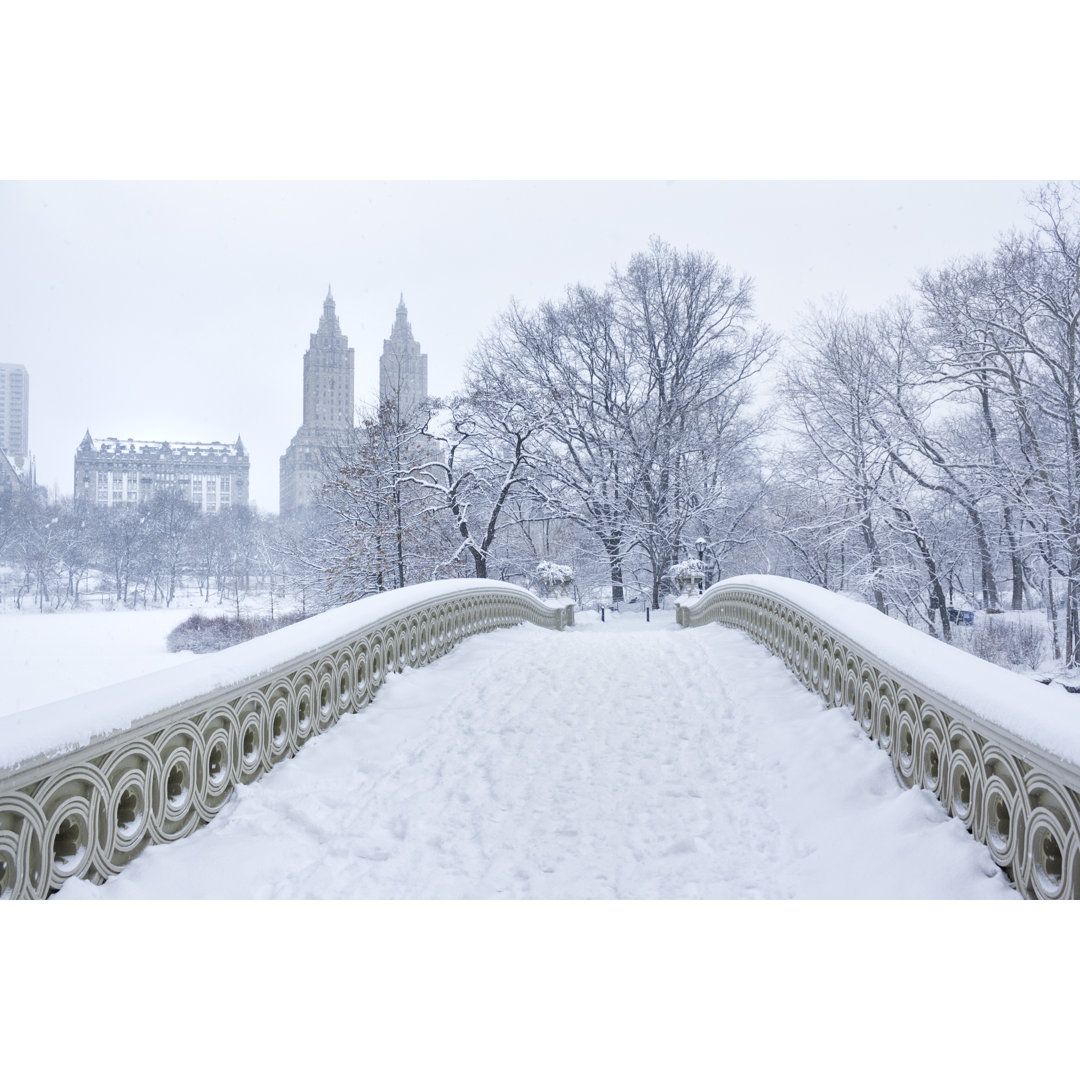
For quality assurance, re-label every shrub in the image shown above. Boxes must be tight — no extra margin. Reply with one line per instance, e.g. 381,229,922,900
167,611,309,654
959,617,1047,671
536,561,573,587
536,561,574,598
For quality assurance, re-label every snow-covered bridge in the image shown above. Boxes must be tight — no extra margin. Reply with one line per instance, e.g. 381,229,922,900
2,577,1077,899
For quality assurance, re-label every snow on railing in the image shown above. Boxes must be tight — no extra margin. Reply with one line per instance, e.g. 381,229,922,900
0,580,574,899
677,574,1080,900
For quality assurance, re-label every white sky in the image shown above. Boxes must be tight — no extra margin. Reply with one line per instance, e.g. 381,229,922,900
0,179,1049,511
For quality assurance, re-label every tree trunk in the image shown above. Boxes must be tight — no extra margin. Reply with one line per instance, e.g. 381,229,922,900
602,535,625,604
1067,551,1080,669
968,509,999,610
860,504,887,614
1044,535,1061,661
395,488,406,591
895,506,950,642
1003,505,1025,610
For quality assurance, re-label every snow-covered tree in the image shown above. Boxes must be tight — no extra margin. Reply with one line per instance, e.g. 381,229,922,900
413,388,545,579
473,237,774,605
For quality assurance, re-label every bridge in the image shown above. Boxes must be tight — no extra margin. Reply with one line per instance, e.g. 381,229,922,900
1,576,1076,899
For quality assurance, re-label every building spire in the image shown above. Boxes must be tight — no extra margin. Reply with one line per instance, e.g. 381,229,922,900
393,295,411,336
318,286,339,336
381,297,428,411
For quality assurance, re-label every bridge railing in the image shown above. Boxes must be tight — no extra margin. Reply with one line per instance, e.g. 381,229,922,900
0,580,573,899
676,574,1080,899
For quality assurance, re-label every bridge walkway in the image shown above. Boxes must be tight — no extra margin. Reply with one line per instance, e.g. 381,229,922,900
57,611,1016,899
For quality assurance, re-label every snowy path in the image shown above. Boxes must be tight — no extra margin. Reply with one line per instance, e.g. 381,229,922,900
58,612,1016,899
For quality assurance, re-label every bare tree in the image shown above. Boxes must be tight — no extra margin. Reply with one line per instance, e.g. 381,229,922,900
783,302,896,613
316,400,445,602
412,389,544,579
917,183,1080,661
473,237,774,604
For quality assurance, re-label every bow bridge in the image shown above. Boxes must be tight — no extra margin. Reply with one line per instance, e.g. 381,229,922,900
1,576,1076,899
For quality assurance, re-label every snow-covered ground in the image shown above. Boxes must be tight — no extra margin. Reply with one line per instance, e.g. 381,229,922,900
0,587,303,724
47,607,1016,900
0,607,199,717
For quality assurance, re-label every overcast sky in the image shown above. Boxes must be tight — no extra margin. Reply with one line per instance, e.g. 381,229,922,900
0,180,1047,511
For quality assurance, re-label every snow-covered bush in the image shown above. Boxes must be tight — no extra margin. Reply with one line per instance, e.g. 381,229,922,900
958,616,1047,671
166,611,310,654
536,561,573,597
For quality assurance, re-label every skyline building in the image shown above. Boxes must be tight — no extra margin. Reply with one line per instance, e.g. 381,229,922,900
380,295,429,418
74,432,250,511
0,447,35,496
279,289,431,515
279,287,355,515
0,363,29,464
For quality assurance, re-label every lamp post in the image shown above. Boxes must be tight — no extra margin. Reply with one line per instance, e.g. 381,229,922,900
696,536,706,594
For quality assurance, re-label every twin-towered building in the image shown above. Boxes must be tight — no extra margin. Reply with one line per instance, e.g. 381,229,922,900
278,289,429,514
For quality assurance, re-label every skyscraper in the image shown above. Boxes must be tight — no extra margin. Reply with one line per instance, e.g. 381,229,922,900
279,288,355,514
379,295,428,417
0,363,29,463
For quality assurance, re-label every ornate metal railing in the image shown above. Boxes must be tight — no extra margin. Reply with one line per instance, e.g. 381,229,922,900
677,575,1080,899
0,581,573,899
